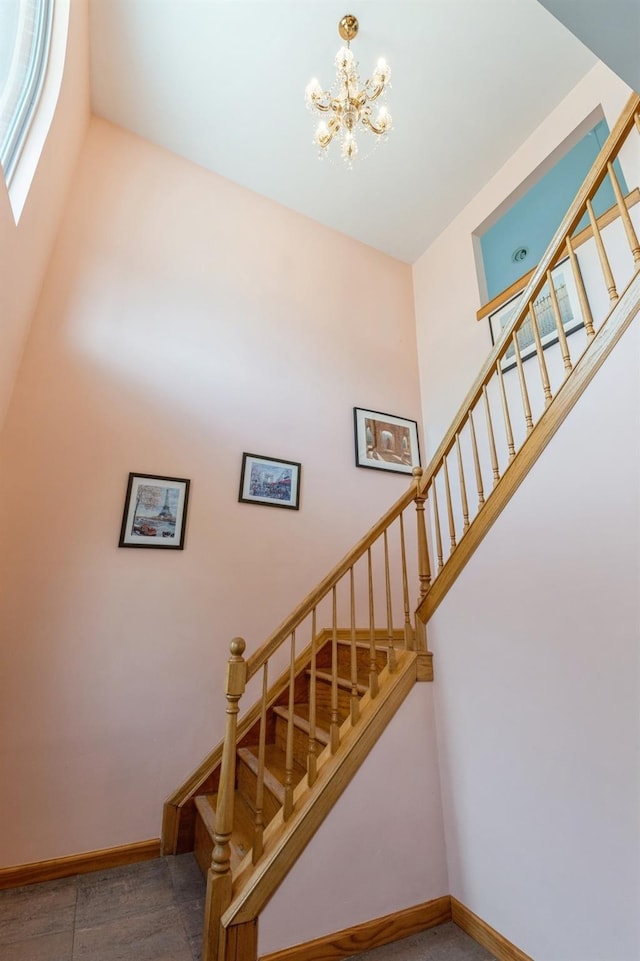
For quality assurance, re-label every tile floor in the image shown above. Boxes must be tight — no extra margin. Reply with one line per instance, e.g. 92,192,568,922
348,922,497,960
0,855,205,961
0,856,496,961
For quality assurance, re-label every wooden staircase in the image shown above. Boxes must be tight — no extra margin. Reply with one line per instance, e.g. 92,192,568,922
163,93,640,961
191,636,390,883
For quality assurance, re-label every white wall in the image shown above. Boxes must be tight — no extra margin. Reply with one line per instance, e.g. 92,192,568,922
428,315,640,960
259,685,448,956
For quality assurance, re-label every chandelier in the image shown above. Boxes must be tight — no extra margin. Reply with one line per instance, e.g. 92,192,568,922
305,14,392,164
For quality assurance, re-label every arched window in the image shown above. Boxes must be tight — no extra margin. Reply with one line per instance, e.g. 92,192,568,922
0,0,54,185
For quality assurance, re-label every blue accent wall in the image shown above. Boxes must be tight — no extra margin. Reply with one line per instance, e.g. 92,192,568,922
480,120,628,301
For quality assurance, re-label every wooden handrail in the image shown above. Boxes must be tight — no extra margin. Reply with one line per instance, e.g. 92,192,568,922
245,478,418,679
417,93,639,490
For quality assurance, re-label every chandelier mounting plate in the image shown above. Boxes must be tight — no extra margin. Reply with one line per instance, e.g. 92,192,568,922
338,15,358,43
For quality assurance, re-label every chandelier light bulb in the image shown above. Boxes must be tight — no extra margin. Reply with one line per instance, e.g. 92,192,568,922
314,121,331,148
305,78,322,104
305,14,393,164
374,58,391,86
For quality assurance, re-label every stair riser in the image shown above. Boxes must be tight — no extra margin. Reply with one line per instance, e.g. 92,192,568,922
274,716,320,768
314,678,356,719
194,812,213,880
333,643,389,679
236,761,282,825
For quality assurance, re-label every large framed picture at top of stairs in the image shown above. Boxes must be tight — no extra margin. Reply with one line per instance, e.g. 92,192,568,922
354,407,421,475
488,256,584,373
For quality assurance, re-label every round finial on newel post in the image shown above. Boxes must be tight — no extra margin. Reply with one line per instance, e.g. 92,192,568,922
412,466,423,479
229,636,246,657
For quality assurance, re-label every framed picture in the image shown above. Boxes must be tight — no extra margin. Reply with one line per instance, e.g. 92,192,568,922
239,453,301,510
118,473,190,549
354,407,421,475
488,257,584,372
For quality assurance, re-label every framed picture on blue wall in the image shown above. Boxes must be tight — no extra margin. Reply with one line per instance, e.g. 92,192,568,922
488,257,584,372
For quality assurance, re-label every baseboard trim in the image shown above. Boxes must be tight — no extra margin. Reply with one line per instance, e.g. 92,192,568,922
258,896,451,961
451,897,533,961
0,838,161,890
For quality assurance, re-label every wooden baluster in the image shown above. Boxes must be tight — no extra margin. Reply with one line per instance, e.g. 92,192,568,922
565,236,595,341
587,197,618,305
330,587,340,753
512,332,534,435
496,363,516,462
398,511,415,650
283,631,296,821
468,409,485,508
383,529,396,672
307,607,318,787
252,662,268,863
349,567,360,725
607,160,640,265
431,479,444,573
442,455,457,552
367,547,379,698
529,303,553,407
547,269,573,374
483,385,500,487
203,637,247,961
455,434,470,533
413,467,432,600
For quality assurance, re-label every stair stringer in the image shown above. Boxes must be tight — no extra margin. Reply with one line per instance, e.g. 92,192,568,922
217,648,422,933
417,269,640,625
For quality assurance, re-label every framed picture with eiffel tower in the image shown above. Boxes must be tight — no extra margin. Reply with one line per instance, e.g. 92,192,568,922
118,473,190,549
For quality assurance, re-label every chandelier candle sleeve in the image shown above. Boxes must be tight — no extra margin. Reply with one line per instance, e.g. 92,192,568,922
305,14,392,163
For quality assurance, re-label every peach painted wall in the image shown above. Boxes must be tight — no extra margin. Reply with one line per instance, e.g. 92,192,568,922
259,686,448,956
0,117,423,870
0,0,90,433
412,62,634,458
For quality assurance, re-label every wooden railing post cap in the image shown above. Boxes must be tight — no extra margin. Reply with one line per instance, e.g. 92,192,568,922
226,637,247,698
412,466,423,479
229,637,246,657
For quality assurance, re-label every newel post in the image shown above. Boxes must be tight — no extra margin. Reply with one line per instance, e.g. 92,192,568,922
203,637,247,961
413,467,431,652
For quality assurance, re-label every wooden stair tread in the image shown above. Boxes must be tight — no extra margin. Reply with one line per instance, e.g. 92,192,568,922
195,792,255,868
237,744,305,799
310,669,368,695
272,704,331,744
333,638,392,652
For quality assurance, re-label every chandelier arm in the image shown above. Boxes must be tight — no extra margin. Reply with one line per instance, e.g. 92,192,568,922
361,115,388,136
364,81,385,103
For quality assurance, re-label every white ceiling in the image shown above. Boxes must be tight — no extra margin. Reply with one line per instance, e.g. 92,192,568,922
88,0,596,264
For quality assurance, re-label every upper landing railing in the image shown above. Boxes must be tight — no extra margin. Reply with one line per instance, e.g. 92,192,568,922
204,92,640,960
414,93,640,618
